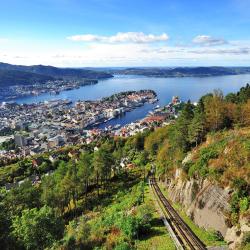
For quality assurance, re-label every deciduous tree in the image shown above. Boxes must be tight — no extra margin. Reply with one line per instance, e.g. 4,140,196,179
12,205,64,250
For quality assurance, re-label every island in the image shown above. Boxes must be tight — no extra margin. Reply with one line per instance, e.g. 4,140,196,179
109,66,250,77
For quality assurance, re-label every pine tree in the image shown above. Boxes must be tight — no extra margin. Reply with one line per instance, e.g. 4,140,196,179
188,106,206,147
77,152,92,196
172,100,194,152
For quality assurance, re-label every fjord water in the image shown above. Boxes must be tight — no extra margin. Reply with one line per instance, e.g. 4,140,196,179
14,74,250,128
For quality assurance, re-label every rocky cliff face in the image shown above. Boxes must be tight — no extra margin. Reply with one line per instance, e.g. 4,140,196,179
163,168,250,249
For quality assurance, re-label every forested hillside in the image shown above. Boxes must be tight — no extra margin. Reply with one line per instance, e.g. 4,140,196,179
0,69,54,87
0,62,113,87
0,84,249,249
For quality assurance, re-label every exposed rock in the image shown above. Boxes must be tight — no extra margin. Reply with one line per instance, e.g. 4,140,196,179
207,247,228,250
225,216,250,249
163,169,249,249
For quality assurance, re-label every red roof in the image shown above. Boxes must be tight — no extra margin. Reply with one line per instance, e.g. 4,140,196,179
144,116,165,123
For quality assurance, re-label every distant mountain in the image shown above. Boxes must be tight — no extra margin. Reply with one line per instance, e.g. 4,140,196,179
0,62,113,82
111,66,250,77
1,63,250,87
0,69,54,87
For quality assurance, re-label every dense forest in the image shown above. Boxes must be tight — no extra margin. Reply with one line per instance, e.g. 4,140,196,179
0,62,113,87
0,84,249,249
0,69,54,87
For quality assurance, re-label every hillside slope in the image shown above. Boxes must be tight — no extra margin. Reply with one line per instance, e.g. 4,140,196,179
0,62,113,83
162,127,250,249
0,69,54,87
112,66,250,77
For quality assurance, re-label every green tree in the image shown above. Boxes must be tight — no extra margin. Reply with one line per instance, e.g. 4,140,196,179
170,101,194,152
58,161,79,210
188,106,206,147
133,133,145,151
225,92,238,103
144,126,168,155
77,151,93,196
4,181,41,216
204,89,226,131
12,205,64,250
0,189,17,249
112,148,123,175
93,144,113,194
41,161,78,214
237,83,250,103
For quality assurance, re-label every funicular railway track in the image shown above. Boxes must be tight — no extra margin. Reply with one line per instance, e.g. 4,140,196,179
150,177,207,250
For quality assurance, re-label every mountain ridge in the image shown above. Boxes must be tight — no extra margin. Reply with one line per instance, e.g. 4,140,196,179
0,69,54,87
111,66,250,77
0,62,113,87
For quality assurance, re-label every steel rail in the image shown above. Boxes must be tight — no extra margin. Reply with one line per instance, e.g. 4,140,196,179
150,177,207,250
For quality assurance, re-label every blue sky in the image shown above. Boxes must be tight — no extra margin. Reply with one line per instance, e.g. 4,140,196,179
0,0,250,66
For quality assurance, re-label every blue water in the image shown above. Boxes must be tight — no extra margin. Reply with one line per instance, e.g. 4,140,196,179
12,74,250,128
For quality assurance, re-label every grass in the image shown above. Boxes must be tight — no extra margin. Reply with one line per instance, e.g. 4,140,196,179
135,184,176,250
65,170,177,249
158,182,227,247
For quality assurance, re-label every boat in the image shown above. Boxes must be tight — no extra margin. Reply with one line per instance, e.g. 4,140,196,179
50,90,60,95
134,102,143,107
114,124,121,129
93,121,101,126
149,98,158,104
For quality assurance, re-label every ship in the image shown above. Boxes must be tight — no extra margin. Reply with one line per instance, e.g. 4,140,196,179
114,124,121,129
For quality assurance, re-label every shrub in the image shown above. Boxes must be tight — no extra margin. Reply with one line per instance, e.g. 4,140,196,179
207,230,224,241
239,197,249,213
188,144,221,178
230,192,240,213
114,242,132,250
230,212,239,226
12,205,64,250
119,216,139,239
136,204,153,234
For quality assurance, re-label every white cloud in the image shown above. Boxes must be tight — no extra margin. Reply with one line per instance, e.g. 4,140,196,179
193,35,227,46
190,47,250,55
2,37,250,67
67,32,169,43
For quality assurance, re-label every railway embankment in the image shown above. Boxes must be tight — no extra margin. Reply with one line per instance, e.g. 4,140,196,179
161,168,249,249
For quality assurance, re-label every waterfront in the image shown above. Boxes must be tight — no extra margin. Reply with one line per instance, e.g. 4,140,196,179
0,90,160,164
10,74,250,128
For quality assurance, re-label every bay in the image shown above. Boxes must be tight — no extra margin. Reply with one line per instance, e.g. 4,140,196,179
13,74,250,128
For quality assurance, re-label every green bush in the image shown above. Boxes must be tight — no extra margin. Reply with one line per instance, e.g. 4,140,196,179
207,230,224,241
230,212,239,226
119,216,139,239
239,197,249,213
114,242,132,250
188,143,223,178
136,204,153,234
230,192,240,213
12,205,64,250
